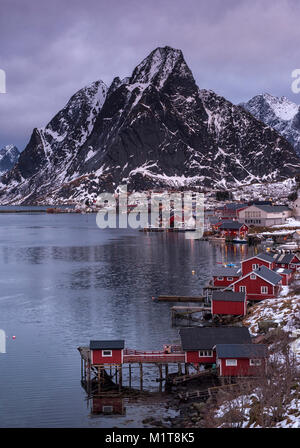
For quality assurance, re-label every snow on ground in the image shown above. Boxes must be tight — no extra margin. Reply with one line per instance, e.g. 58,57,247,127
243,293,300,335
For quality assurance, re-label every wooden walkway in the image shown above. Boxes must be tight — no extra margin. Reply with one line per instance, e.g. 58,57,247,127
171,368,217,385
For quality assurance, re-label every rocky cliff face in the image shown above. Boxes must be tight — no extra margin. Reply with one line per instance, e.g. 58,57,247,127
240,93,300,156
1,47,300,204
0,145,19,176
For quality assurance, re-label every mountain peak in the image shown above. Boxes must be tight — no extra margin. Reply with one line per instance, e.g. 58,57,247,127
129,46,191,88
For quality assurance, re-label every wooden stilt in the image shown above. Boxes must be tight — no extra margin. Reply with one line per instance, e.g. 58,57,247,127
140,363,143,391
178,363,182,375
98,366,101,394
165,364,168,379
119,365,122,391
159,364,163,392
129,364,132,388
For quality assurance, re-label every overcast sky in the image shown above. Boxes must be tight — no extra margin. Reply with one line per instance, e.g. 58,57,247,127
1,0,300,150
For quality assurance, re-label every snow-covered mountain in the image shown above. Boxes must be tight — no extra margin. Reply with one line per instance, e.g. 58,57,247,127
1,47,300,204
240,93,300,156
0,145,20,176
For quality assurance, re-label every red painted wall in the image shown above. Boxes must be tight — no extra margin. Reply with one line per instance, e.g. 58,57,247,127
212,300,246,316
219,358,265,376
241,257,274,276
213,276,240,287
91,349,123,364
92,397,124,414
233,275,280,301
186,350,216,364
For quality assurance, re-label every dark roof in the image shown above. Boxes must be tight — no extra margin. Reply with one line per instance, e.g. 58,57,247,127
254,205,291,213
254,265,282,285
179,326,251,351
212,267,241,277
219,221,245,230
215,344,267,358
255,252,275,263
212,291,245,302
273,253,299,264
90,340,125,350
223,203,248,210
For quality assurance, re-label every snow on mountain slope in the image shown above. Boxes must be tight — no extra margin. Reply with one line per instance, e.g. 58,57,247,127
240,93,300,156
1,48,300,205
0,145,19,176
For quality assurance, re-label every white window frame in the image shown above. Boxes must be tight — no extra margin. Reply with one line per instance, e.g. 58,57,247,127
239,286,246,293
250,274,256,280
249,359,262,366
225,359,237,366
102,406,113,413
290,264,295,268
102,349,113,357
199,350,213,358
217,276,224,281
252,264,259,270
227,277,233,281
261,286,268,294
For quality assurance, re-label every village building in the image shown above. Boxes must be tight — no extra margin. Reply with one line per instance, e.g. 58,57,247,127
273,268,294,286
215,344,267,377
272,252,300,272
228,265,282,302
218,221,249,238
215,203,248,220
241,252,275,276
179,326,251,366
211,266,241,287
90,340,125,365
238,204,292,226
211,290,247,316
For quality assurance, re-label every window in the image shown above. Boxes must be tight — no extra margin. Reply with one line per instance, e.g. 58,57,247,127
225,359,237,366
102,350,112,357
227,277,233,281
217,277,224,281
250,359,262,366
250,274,256,280
261,286,268,294
239,286,246,292
199,350,213,357
252,263,259,270
290,264,295,268
102,406,113,413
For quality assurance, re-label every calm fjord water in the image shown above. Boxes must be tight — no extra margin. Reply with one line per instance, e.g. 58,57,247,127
0,212,255,427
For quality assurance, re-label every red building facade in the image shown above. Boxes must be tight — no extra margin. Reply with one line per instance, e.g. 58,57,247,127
90,340,124,365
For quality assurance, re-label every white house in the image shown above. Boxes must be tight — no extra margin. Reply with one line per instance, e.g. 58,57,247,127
238,205,292,226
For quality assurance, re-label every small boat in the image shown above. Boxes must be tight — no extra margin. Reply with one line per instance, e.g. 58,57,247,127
232,237,248,244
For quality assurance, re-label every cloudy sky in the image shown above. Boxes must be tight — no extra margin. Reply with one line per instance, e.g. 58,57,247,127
1,0,300,150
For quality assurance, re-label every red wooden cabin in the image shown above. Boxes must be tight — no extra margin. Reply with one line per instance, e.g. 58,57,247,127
274,268,293,286
215,344,267,377
212,266,241,288
90,340,125,365
229,265,282,302
179,327,251,366
241,252,275,276
218,221,249,238
211,291,247,316
273,253,300,272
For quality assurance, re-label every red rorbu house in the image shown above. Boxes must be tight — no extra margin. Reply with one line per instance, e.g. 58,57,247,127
241,252,275,276
218,221,249,238
216,203,248,221
274,268,293,286
211,291,247,316
90,340,125,365
179,326,251,367
273,253,300,273
228,265,282,302
215,344,267,377
211,266,241,288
